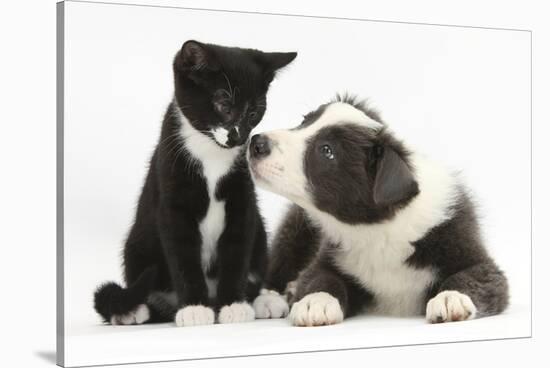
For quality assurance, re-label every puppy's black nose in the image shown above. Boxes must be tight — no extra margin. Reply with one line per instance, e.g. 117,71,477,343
250,134,271,158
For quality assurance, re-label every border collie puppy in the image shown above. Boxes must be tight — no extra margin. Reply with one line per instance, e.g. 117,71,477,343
93,40,296,326
249,95,508,326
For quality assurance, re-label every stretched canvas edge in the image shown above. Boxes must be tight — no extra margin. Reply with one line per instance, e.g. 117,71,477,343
57,1,66,367
56,1,533,367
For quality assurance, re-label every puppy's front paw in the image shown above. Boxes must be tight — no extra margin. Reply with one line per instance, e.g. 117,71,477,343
426,290,477,323
110,304,150,325
253,289,289,319
285,280,298,300
175,305,215,327
289,292,344,327
218,302,255,324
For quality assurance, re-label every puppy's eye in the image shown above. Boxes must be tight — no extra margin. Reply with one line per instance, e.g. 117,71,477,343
249,111,257,119
320,144,335,160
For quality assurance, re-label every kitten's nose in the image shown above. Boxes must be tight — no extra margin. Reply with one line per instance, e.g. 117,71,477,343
250,134,271,158
228,127,240,143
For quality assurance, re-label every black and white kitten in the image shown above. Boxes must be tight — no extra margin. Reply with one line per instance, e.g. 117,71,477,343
94,40,297,326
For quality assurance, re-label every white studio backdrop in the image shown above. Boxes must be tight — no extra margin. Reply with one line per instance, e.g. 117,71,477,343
62,0,530,359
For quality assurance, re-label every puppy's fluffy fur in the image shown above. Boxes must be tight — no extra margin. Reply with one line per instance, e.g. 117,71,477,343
249,95,508,326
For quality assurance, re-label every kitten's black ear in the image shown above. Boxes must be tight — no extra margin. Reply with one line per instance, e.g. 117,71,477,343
262,52,297,72
372,146,419,207
178,40,219,71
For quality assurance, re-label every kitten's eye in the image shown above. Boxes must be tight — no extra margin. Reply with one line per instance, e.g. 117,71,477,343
320,144,335,160
220,104,231,115
215,101,232,116
249,111,257,119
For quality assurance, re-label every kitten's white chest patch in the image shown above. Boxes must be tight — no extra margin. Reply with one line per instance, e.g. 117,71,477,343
200,176,224,300
200,181,225,271
194,153,237,273
176,105,241,296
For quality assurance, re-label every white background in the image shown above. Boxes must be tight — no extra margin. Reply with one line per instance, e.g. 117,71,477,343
1,0,549,368
62,1,531,365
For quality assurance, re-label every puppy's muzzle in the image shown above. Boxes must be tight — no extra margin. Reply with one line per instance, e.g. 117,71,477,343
250,134,271,159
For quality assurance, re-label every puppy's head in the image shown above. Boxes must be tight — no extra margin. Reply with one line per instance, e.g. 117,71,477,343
248,97,419,224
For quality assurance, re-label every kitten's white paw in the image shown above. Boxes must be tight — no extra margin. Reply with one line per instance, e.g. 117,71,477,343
218,302,255,324
426,290,477,323
253,289,289,319
289,292,344,327
110,304,150,325
175,305,215,327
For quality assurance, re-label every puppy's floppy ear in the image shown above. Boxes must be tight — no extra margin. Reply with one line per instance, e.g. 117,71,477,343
372,146,419,207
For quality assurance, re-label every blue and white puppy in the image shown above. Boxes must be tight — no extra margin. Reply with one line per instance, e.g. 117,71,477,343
249,95,508,326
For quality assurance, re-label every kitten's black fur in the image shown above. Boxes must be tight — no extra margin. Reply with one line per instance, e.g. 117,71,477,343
94,41,296,324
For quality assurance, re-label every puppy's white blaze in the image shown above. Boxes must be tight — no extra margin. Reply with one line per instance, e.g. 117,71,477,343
212,127,230,147
303,102,383,134
175,103,240,276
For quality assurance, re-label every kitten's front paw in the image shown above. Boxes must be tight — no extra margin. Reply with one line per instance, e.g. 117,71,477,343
175,305,215,327
218,302,255,324
289,292,344,327
253,289,289,319
426,290,477,323
110,304,150,325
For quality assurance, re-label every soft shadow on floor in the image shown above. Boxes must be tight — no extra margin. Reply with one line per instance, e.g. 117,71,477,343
35,351,56,365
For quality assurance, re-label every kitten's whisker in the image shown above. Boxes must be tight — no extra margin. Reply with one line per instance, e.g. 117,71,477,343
222,72,234,101
159,131,184,146
171,146,185,173
232,87,239,104
220,89,232,99
165,140,185,158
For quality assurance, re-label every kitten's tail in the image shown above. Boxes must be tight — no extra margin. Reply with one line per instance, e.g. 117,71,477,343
93,266,158,323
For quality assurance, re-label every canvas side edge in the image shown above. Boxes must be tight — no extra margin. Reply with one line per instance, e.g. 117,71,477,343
56,2,66,367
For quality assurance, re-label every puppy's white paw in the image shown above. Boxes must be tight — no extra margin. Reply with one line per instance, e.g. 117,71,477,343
253,289,289,319
426,290,477,323
175,305,215,327
218,302,255,324
110,304,150,325
285,281,298,299
289,292,344,327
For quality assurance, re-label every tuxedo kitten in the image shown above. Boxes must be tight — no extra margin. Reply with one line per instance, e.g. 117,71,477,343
94,40,296,326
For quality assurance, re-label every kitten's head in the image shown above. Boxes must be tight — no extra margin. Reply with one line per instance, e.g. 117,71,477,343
173,40,297,149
